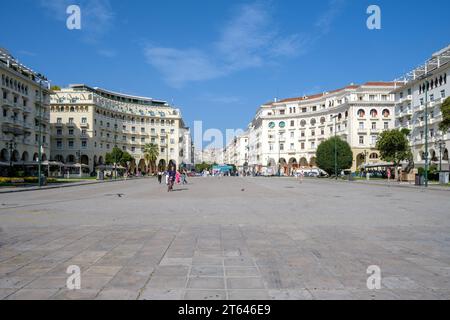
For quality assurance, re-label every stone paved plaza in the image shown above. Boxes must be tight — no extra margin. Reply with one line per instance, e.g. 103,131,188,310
0,177,449,300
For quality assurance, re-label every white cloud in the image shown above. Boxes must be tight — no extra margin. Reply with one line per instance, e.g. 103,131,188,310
144,47,225,88
144,2,306,88
315,0,346,35
144,0,346,88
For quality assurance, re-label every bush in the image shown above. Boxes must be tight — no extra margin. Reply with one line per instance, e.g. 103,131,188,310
0,177,57,184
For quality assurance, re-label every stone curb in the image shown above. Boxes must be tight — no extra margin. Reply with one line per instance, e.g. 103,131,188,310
0,177,151,194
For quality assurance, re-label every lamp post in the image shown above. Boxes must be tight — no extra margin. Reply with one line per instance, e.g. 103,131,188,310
278,135,281,177
332,115,338,180
424,80,429,188
37,79,43,187
7,140,17,177
76,149,82,178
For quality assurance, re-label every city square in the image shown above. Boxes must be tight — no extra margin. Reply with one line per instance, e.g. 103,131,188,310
1,177,449,300
1,0,450,305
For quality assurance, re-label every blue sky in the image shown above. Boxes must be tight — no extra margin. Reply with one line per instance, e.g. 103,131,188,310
1,0,450,136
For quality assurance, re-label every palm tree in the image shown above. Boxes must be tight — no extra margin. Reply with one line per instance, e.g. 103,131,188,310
144,143,159,174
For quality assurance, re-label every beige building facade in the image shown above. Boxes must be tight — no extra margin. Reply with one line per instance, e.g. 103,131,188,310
226,82,400,174
393,45,450,171
50,85,189,174
0,48,51,176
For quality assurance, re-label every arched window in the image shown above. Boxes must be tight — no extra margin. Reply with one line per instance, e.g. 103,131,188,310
310,118,316,126
358,109,365,118
370,109,378,118
382,109,390,118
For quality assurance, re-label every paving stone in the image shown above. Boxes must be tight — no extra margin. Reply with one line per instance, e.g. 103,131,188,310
228,290,270,300
224,257,256,267
6,289,59,300
192,257,223,266
184,290,226,300
190,266,224,277
139,288,184,300
0,276,36,289
268,289,314,300
227,277,265,290
25,277,68,289
225,267,260,277
153,266,189,277
50,289,100,300
96,288,139,300
187,277,225,289
145,276,187,289
83,266,122,277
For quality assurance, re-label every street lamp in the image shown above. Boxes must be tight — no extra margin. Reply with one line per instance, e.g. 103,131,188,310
332,115,338,180
37,79,44,187
424,80,430,188
7,140,17,177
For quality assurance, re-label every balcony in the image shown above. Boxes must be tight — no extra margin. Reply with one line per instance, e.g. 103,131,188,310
357,128,368,134
54,122,64,128
1,98,13,107
22,106,32,114
399,95,412,103
80,123,89,129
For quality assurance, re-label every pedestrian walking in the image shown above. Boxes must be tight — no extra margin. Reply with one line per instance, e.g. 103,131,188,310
157,171,162,184
167,166,176,192
182,170,188,185
176,170,181,185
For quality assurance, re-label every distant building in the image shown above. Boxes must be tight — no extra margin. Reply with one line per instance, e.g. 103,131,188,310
50,85,190,174
393,45,450,170
0,48,51,176
225,82,399,174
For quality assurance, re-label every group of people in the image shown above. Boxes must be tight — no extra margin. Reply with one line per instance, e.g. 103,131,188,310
157,168,188,192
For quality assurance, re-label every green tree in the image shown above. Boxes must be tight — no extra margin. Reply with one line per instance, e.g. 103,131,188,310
439,97,450,133
316,137,353,176
105,147,134,167
376,129,412,179
195,162,212,173
143,143,159,174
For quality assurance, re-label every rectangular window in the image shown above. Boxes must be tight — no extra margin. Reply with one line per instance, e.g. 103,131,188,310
384,122,389,130
441,90,446,98
359,136,364,145
371,136,377,145
56,140,62,149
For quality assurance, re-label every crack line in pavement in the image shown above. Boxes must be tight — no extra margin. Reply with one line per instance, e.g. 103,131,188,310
136,226,182,300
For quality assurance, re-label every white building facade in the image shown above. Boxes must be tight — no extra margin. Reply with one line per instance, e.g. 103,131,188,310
50,85,190,174
394,45,450,171
227,82,399,175
0,48,51,176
